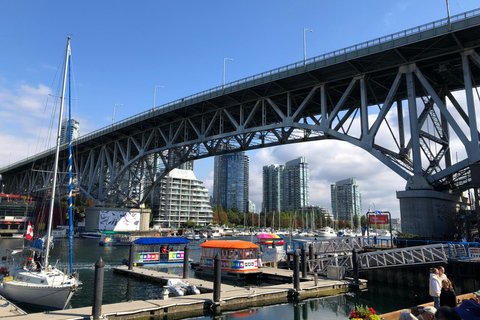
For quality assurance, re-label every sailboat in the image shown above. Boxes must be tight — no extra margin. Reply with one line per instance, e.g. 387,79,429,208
0,37,80,310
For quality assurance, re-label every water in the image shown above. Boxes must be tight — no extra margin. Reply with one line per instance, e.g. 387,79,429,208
0,236,436,318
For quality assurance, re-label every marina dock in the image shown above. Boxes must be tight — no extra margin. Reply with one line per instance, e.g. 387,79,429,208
0,265,366,320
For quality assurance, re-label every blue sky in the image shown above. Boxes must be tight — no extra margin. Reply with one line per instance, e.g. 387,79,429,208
1,1,479,219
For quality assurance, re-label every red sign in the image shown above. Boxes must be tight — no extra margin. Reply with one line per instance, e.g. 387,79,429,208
369,214,389,224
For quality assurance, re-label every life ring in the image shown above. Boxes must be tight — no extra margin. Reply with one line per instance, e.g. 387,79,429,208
24,257,33,266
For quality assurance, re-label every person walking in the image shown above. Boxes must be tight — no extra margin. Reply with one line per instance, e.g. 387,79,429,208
429,267,442,309
440,279,457,308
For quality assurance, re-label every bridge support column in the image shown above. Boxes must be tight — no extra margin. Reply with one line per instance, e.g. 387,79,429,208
397,188,469,238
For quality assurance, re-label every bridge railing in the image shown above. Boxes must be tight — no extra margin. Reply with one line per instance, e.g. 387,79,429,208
3,7,480,173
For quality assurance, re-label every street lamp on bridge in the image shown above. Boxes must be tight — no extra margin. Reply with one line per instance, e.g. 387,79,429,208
153,85,164,110
112,104,123,125
223,58,233,89
303,28,313,67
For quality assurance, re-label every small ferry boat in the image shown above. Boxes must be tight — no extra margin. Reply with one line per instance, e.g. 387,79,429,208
196,240,260,279
99,231,131,246
130,237,190,266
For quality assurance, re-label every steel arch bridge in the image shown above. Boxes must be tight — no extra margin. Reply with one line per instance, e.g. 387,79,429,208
3,9,480,213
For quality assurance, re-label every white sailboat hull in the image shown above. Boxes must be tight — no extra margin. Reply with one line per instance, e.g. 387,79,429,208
0,279,75,310
0,265,78,310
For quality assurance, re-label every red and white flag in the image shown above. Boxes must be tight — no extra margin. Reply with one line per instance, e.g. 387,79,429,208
26,222,33,241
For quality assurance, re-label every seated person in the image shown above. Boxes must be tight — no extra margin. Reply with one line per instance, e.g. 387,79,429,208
418,306,437,320
399,310,418,320
435,306,462,320
454,298,480,320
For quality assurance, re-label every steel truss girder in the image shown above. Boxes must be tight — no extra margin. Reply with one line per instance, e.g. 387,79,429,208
5,51,480,205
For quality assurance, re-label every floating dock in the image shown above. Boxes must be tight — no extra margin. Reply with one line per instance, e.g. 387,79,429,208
2,265,366,320
0,294,25,318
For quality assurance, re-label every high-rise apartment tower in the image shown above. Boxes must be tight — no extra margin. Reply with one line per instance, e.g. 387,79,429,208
330,178,362,224
213,151,249,213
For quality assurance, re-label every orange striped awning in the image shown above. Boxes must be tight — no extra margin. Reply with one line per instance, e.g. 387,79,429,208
199,240,259,249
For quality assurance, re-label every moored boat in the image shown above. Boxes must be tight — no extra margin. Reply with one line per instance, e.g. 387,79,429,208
166,279,200,296
0,37,80,310
195,240,260,279
99,231,131,246
129,237,190,266
317,227,336,237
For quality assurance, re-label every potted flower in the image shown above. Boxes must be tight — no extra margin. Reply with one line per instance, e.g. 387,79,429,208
349,305,381,320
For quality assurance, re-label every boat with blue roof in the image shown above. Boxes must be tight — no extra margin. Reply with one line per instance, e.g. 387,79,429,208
129,237,190,266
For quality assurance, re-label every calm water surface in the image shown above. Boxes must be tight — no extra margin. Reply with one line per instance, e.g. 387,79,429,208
0,236,433,319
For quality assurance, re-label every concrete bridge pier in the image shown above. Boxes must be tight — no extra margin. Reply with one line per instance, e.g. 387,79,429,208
397,188,468,238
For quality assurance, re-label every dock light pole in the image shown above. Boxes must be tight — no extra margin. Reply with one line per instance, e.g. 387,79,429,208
153,85,164,110
223,58,233,89
112,104,122,125
303,28,313,67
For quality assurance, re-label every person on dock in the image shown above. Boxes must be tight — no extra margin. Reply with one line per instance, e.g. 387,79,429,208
440,279,457,308
438,266,448,281
418,306,437,320
429,267,442,309
435,306,462,320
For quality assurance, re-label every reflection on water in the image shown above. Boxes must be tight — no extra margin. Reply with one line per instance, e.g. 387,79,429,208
193,295,354,320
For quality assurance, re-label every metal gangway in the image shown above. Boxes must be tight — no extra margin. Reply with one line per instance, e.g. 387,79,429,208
307,243,470,276
288,237,364,255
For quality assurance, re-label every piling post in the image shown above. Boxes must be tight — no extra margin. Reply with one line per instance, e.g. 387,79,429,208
352,249,359,285
183,244,189,279
308,243,314,272
128,241,134,270
293,250,300,291
301,246,307,278
213,253,221,303
92,257,105,320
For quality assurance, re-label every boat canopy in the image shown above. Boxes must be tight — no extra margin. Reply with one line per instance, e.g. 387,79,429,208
200,240,258,249
101,231,131,235
134,237,190,245
256,234,284,240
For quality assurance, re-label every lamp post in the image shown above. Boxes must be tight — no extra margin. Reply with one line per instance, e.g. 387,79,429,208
223,58,233,89
153,85,164,110
112,104,123,125
303,28,313,67
446,0,451,26
369,202,377,242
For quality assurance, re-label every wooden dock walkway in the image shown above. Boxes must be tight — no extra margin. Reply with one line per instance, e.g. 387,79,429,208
0,295,26,318
0,266,365,320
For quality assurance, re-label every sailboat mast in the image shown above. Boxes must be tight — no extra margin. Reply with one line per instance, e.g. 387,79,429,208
68,50,73,275
45,37,71,268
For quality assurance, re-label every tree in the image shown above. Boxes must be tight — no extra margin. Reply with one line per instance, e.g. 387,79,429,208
360,215,368,228
212,211,220,224
219,211,229,226
353,214,359,230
